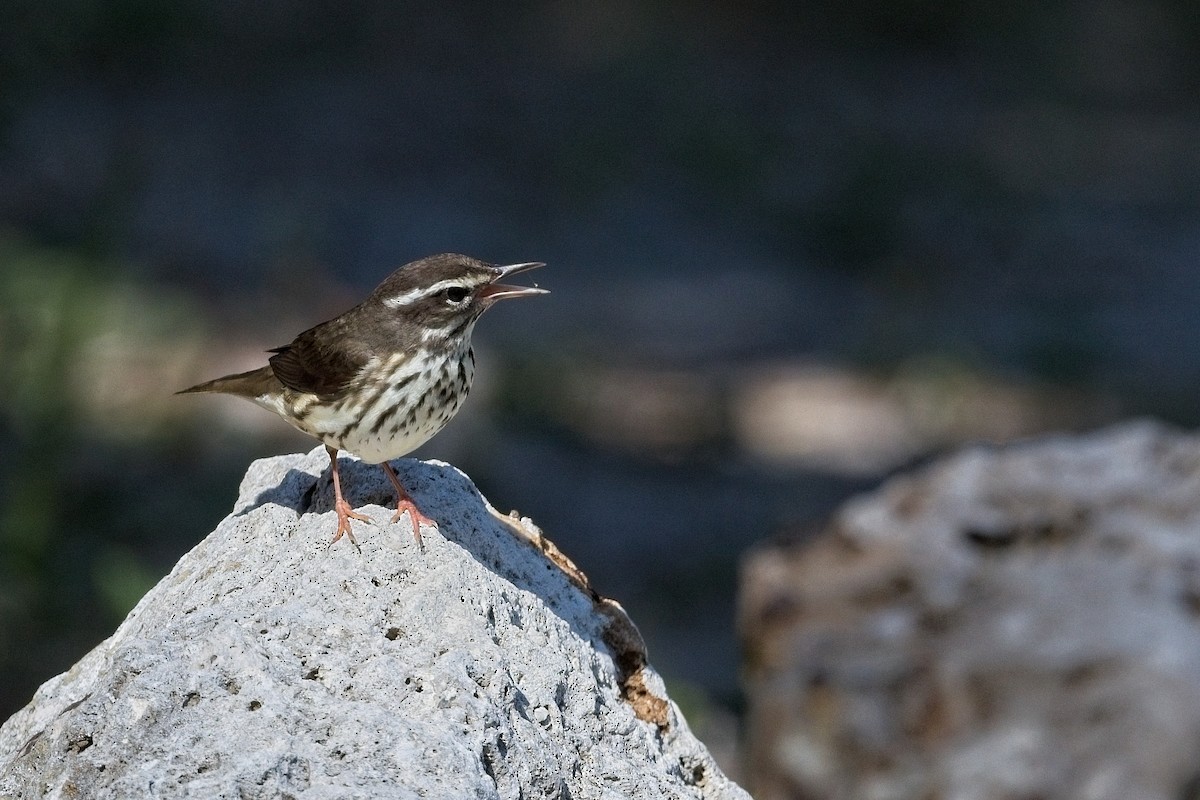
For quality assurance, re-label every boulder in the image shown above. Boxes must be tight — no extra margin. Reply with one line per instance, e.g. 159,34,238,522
0,448,747,800
740,421,1200,800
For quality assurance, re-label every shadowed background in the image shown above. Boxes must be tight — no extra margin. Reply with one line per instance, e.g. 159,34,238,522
2,0,1198,776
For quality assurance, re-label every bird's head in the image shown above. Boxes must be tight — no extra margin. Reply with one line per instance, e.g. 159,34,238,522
371,253,547,339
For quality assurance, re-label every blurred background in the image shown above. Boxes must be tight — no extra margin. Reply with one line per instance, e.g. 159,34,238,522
1,0,1198,781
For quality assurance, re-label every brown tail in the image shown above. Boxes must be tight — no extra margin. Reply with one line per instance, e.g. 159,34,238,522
177,365,280,398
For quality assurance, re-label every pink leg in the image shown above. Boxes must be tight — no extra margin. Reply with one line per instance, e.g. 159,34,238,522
381,461,437,544
326,445,373,548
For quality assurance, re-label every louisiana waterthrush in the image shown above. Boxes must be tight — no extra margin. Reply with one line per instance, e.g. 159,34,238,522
180,253,547,547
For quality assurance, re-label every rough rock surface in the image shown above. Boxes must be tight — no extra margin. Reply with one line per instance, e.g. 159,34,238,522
740,421,1200,800
0,448,747,800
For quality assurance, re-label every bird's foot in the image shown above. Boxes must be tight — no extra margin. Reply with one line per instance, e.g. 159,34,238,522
391,500,437,545
380,460,437,545
329,499,374,551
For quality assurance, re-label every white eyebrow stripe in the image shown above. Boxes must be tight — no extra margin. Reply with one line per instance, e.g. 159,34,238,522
382,279,473,308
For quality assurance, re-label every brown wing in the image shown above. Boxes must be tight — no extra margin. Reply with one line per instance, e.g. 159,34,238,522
267,318,371,397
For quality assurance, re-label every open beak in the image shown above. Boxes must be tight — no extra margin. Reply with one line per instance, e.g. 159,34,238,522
477,261,549,301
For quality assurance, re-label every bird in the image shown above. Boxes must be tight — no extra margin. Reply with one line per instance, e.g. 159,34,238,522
179,253,547,547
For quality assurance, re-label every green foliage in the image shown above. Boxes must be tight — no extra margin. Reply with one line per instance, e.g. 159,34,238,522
93,545,159,621
0,234,206,716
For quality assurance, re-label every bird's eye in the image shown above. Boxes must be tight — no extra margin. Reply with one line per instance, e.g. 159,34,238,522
444,286,470,304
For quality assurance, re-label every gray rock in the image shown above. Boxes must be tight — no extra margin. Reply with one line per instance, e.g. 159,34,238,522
0,448,747,800
740,421,1200,800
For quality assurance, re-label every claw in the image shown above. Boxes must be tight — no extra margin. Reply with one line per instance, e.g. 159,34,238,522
325,444,372,550
390,499,438,546
382,461,438,545
329,499,372,551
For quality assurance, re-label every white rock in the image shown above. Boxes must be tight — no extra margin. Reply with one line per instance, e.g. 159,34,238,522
740,421,1200,800
0,448,747,800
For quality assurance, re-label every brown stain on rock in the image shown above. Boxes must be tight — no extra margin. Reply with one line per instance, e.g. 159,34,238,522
490,506,671,729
